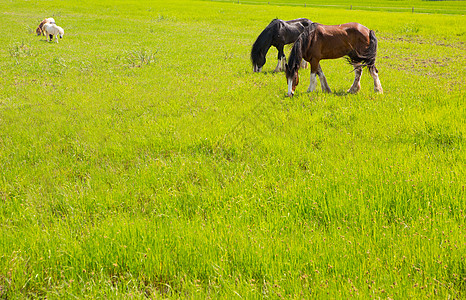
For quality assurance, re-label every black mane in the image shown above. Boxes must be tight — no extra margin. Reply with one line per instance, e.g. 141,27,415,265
286,23,318,79
250,19,281,67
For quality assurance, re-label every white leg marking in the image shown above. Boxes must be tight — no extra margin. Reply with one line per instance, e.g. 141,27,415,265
307,73,317,92
288,78,294,97
274,59,280,72
275,57,286,72
300,59,308,69
370,69,383,93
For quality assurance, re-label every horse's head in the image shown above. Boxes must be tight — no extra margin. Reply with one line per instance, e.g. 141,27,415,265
252,54,265,72
251,36,269,72
58,27,64,39
285,64,299,97
36,19,46,36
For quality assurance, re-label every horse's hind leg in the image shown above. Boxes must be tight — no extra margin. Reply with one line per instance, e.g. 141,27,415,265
274,45,286,72
317,63,331,93
369,65,383,93
347,66,362,94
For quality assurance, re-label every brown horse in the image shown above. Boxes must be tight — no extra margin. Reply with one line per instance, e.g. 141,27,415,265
285,22,383,97
36,18,55,36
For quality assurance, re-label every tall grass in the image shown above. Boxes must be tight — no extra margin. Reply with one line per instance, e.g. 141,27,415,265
0,0,465,298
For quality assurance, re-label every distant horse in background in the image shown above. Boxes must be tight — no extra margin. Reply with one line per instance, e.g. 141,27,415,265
43,23,64,43
251,18,312,72
36,18,55,36
285,22,383,96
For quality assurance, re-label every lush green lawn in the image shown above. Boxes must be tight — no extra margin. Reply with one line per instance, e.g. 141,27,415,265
1,0,465,298
209,0,466,14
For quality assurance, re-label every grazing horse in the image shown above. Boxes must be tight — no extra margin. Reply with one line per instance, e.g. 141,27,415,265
251,18,312,72
285,22,383,96
43,23,64,43
36,18,55,36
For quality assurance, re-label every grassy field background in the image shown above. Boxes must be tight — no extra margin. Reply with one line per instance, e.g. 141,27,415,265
211,0,466,14
1,0,465,298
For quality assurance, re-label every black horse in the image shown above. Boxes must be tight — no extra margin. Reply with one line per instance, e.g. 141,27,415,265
251,18,312,72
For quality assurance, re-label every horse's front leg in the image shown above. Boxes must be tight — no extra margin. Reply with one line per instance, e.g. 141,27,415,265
347,66,362,94
300,59,308,69
317,63,331,93
307,59,319,92
274,45,286,72
308,59,330,92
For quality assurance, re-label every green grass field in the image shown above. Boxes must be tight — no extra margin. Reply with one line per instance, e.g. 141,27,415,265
1,0,465,298
212,0,466,14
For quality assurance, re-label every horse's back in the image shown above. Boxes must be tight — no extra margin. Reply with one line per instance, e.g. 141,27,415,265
285,18,312,27
315,23,370,44
311,23,371,59
329,23,370,37
44,23,62,35
281,18,312,44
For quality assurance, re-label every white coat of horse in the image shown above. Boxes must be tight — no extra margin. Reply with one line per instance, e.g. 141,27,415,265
36,18,56,36
43,23,64,43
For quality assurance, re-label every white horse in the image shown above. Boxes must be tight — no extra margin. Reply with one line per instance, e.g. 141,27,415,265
43,23,64,43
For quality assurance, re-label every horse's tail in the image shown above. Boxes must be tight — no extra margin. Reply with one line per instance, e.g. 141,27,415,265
251,19,279,67
367,30,378,73
286,23,316,78
347,29,378,71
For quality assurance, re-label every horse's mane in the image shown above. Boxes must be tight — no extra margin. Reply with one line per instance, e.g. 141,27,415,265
286,23,318,79
250,19,281,66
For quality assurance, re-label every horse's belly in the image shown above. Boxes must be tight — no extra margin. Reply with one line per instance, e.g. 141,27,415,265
320,47,350,60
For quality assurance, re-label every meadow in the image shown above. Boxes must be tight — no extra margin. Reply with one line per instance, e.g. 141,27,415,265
0,0,465,298
213,0,466,14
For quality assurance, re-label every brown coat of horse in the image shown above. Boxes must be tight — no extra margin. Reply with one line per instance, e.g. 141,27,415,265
36,18,56,36
286,22,383,96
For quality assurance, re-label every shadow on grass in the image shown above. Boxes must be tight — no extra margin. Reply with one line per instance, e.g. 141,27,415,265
281,90,351,99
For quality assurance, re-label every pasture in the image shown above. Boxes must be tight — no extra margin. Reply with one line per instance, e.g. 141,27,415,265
1,0,465,298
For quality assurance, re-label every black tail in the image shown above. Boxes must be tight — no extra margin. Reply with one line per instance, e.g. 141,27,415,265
251,19,280,67
347,30,378,70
